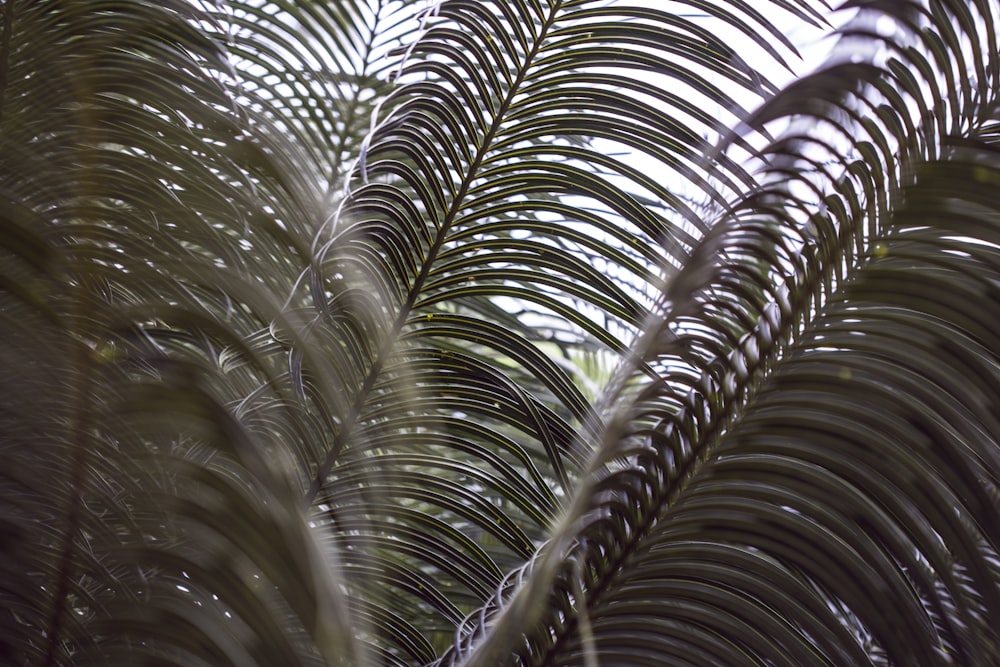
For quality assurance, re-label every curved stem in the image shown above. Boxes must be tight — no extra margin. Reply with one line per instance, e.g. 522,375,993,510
42,341,95,667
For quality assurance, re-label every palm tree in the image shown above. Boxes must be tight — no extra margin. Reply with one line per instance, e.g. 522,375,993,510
3,0,1000,664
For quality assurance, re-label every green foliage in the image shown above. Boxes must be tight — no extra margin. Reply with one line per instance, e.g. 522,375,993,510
2,0,1000,665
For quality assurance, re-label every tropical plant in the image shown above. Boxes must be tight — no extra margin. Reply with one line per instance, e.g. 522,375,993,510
3,0,1000,664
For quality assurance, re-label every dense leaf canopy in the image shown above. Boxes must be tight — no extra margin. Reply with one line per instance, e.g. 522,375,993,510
2,0,1000,665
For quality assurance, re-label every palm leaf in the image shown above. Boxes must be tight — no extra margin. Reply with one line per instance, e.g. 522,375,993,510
309,1,828,659
0,0,405,662
439,2,1000,666
5,0,1000,666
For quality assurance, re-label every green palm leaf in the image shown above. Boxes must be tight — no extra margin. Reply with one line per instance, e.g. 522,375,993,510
4,0,1000,666
311,1,822,659
438,3,1000,666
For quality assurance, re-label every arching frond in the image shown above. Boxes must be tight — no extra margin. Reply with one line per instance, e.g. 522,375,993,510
5,0,1000,666
310,0,824,658
440,2,1000,666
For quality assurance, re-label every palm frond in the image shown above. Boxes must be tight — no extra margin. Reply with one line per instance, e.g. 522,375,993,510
309,1,825,659
6,0,1000,665
0,0,385,662
440,1,1000,665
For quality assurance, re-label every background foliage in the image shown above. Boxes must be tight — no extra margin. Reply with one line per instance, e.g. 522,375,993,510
2,0,1000,665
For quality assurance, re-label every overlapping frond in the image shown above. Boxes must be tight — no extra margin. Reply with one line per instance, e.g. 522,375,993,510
209,0,430,195
5,0,1000,665
527,147,1000,666
0,0,410,663
439,1,1000,665
311,0,823,659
